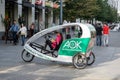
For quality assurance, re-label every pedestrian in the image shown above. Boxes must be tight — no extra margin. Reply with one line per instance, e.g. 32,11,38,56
9,20,19,45
30,23,35,37
103,23,110,47
95,23,103,46
17,23,27,46
65,27,71,39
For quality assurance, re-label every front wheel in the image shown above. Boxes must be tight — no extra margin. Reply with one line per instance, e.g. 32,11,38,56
72,53,87,69
21,49,34,62
87,52,95,66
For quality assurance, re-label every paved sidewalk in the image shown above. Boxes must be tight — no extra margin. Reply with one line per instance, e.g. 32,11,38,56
0,31,120,80
0,42,120,80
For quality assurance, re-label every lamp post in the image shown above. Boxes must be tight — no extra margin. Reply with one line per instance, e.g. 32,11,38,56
60,0,63,25
42,0,45,29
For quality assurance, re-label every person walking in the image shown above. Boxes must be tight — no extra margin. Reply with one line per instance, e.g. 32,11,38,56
95,23,103,46
9,20,19,45
17,23,27,46
103,23,110,47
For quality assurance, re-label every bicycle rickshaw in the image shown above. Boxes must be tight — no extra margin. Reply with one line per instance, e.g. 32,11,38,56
21,23,96,69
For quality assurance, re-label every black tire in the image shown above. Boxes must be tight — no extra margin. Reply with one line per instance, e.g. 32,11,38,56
72,53,87,69
87,52,95,66
21,49,34,62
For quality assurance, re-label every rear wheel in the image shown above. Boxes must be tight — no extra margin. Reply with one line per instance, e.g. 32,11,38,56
87,52,95,66
21,49,34,62
73,53,87,69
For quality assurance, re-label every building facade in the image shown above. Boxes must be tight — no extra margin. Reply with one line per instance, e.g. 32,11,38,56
0,0,59,39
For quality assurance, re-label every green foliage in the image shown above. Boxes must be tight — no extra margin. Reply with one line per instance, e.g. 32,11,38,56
1,15,9,28
95,0,117,22
63,0,118,22
53,7,60,15
63,0,100,21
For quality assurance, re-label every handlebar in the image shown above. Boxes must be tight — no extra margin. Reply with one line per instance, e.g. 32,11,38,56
44,34,52,40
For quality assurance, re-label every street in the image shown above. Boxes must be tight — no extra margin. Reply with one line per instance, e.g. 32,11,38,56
0,31,120,80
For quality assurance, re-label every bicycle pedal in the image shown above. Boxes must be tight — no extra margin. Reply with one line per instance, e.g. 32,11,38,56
52,53,58,57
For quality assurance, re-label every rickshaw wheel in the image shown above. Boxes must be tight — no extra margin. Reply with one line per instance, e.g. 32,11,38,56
72,53,87,69
87,52,95,66
21,49,34,62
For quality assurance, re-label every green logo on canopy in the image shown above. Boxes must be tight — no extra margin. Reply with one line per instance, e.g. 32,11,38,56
62,40,82,51
58,38,90,56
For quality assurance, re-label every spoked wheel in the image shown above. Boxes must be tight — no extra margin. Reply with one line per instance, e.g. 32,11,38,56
73,53,87,69
21,49,34,62
87,52,95,66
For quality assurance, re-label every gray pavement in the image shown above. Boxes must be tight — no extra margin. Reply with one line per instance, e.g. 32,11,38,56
0,31,120,80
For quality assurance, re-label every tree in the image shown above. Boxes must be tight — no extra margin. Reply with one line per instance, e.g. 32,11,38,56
63,0,118,23
63,0,100,22
94,0,117,22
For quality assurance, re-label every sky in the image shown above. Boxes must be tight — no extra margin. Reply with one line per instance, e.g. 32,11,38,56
108,0,120,12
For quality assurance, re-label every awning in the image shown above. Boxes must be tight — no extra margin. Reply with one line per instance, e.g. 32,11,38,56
5,0,17,2
35,0,42,5
53,3,59,8
35,5,45,9
23,2,35,8
5,0,22,5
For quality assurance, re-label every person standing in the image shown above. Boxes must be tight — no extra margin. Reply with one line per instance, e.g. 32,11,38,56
103,23,110,47
17,23,27,46
95,23,103,46
9,20,19,45
30,23,35,37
